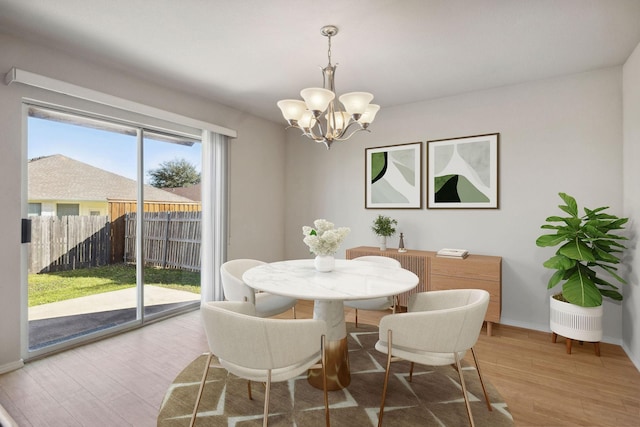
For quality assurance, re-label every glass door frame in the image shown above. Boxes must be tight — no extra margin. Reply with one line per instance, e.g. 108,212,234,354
21,101,225,361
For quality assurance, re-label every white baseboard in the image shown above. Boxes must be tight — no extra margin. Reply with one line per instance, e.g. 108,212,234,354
622,343,640,372
0,359,24,375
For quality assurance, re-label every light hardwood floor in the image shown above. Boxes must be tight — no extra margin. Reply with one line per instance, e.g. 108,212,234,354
1,300,639,426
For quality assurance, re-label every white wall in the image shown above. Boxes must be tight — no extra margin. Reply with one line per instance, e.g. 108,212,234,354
0,33,287,371
285,67,626,343
623,41,640,369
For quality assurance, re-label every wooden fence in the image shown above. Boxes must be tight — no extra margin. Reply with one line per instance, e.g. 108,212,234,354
109,201,201,264
124,211,202,272
29,215,111,273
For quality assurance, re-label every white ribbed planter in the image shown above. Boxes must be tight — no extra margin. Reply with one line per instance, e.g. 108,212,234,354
549,295,603,342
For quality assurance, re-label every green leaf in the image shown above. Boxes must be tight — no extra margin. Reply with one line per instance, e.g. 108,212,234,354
593,247,619,263
601,264,628,285
608,218,629,228
599,289,623,301
310,229,317,236
593,276,619,289
584,206,609,216
584,225,607,238
558,239,596,262
541,224,564,230
558,193,578,216
536,234,568,247
545,215,568,223
562,266,602,306
562,217,582,229
547,269,565,289
543,255,574,270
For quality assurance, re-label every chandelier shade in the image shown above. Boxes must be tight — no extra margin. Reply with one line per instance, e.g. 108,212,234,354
338,92,374,118
300,88,335,113
358,104,380,125
277,25,379,149
276,99,307,123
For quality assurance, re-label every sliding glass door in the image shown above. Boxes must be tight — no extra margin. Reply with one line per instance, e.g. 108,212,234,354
26,105,202,356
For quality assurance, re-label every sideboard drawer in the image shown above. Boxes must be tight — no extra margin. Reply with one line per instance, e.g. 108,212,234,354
430,255,501,281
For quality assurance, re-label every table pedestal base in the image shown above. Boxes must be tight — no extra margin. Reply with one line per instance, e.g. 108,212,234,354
308,337,350,390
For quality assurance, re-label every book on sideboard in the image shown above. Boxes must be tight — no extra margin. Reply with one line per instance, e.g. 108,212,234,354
436,248,469,259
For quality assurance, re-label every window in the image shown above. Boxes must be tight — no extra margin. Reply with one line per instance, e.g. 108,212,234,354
56,203,79,217
28,203,41,216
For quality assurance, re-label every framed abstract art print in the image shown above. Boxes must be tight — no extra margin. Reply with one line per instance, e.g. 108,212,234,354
365,142,422,209
427,133,499,209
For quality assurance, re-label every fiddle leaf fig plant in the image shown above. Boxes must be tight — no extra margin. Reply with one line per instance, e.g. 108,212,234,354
536,192,628,307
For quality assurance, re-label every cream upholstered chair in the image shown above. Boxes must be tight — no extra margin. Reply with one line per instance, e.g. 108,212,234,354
191,301,330,427
344,256,402,327
375,289,492,427
220,259,297,318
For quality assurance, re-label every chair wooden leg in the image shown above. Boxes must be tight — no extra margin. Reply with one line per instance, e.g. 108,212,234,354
454,352,475,427
292,306,296,319
470,347,492,412
566,338,573,354
263,370,272,427
552,332,558,343
355,309,359,328
190,352,213,427
594,342,601,356
409,362,414,382
321,335,330,427
378,330,393,427
247,381,253,400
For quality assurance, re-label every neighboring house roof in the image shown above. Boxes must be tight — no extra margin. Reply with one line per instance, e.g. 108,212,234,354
165,183,201,201
28,154,196,203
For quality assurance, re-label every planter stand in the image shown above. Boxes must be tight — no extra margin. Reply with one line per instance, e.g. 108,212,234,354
549,296,603,357
551,332,601,356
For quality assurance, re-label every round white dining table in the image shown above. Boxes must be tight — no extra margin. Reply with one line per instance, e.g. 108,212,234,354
242,258,419,390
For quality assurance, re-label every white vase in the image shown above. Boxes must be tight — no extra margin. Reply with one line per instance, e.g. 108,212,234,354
314,255,335,272
549,295,603,342
378,235,387,251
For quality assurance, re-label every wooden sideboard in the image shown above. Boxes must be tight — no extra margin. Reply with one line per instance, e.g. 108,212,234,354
345,246,502,336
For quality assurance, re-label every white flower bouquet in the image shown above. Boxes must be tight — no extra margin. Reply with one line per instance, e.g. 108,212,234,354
302,219,350,256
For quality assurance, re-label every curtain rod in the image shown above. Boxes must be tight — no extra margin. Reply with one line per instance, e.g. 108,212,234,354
4,67,237,138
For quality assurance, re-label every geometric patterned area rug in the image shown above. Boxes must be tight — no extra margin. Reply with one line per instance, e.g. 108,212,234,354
158,323,513,426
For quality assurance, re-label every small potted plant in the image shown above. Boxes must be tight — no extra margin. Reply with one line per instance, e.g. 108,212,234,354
536,192,628,354
371,215,397,251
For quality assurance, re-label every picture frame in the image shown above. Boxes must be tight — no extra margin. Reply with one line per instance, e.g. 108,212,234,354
365,142,422,209
427,133,499,209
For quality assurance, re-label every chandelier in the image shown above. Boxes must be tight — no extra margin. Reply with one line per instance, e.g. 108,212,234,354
277,25,380,150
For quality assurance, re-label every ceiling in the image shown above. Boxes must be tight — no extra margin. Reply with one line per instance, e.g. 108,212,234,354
2,0,640,124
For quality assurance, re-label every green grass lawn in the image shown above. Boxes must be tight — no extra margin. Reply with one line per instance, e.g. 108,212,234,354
28,263,201,307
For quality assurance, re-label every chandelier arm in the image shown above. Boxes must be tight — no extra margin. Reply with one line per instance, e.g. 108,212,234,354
311,118,328,141
332,126,371,142
302,123,328,144
283,124,316,140
332,119,362,138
